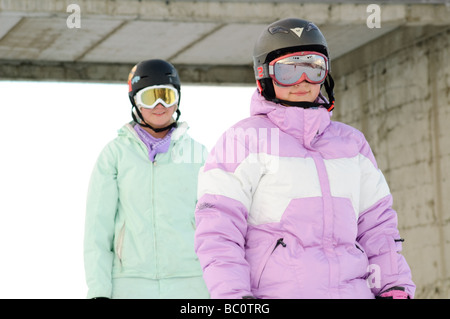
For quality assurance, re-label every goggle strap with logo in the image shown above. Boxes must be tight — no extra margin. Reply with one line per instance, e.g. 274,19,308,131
255,64,270,80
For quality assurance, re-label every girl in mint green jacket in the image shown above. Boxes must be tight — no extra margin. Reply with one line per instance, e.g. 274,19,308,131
84,59,209,299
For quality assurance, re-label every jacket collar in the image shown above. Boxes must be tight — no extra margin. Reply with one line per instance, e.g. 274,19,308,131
121,121,189,142
250,89,331,147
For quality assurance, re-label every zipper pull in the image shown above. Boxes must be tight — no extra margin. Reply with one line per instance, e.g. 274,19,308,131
277,238,287,247
272,238,287,252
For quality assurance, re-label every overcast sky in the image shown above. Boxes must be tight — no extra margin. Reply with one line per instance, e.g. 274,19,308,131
0,80,254,298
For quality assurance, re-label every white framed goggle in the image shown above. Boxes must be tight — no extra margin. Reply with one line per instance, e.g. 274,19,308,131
134,85,179,109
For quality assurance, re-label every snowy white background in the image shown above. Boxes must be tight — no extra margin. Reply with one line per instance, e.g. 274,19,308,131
0,81,254,298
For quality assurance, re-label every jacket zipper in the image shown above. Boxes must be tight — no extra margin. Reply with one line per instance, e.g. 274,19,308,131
272,238,287,252
256,238,287,288
355,243,364,254
152,159,159,278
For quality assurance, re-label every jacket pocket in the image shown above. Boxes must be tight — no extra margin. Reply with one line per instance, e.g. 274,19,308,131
253,238,287,289
389,237,404,274
355,242,365,254
115,222,126,266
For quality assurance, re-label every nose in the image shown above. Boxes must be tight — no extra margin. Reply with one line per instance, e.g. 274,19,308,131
153,103,165,110
294,73,308,85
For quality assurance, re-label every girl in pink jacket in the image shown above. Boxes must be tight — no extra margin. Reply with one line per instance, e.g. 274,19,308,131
194,18,415,299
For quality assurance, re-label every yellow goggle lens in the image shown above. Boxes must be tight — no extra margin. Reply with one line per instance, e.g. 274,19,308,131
136,86,178,108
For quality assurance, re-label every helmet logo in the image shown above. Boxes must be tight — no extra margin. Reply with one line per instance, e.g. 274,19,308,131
131,76,140,85
128,65,137,92
306,22,319,32
290,27,304,38
269,26,289,34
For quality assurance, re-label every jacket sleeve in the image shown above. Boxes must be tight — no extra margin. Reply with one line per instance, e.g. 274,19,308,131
84,143,119,299
194,131,263,299
356,140,416,298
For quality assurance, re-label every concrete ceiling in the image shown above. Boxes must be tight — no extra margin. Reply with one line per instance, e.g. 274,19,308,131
0,0,449,84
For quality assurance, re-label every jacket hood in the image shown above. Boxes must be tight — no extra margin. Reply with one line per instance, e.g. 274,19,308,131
250,89,331,147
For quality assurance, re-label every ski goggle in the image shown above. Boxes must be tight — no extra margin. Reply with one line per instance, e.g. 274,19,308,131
269,52,329,86
134,85,179,109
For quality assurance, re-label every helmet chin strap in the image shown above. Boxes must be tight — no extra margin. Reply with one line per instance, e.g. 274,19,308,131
132,106,180,133
272,74,335,112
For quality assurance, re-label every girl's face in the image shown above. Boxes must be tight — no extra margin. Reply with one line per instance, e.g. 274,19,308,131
273,73,321,104
139,104,177,129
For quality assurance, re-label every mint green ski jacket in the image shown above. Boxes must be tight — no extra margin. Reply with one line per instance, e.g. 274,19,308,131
84,122,208,298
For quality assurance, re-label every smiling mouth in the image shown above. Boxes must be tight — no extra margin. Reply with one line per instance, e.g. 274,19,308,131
292,91,309,95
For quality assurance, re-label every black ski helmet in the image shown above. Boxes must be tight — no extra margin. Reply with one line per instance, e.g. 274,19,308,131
253,18,335,111
128,59,181,132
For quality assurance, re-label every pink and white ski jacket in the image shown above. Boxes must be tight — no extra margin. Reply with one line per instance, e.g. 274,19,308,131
194,90,415,299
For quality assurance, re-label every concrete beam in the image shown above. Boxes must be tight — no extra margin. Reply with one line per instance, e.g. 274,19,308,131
0,59,255,84
1,1,449,25
1,1,449,84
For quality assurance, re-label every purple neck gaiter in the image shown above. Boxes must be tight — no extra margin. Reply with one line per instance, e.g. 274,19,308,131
134,124,174,162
